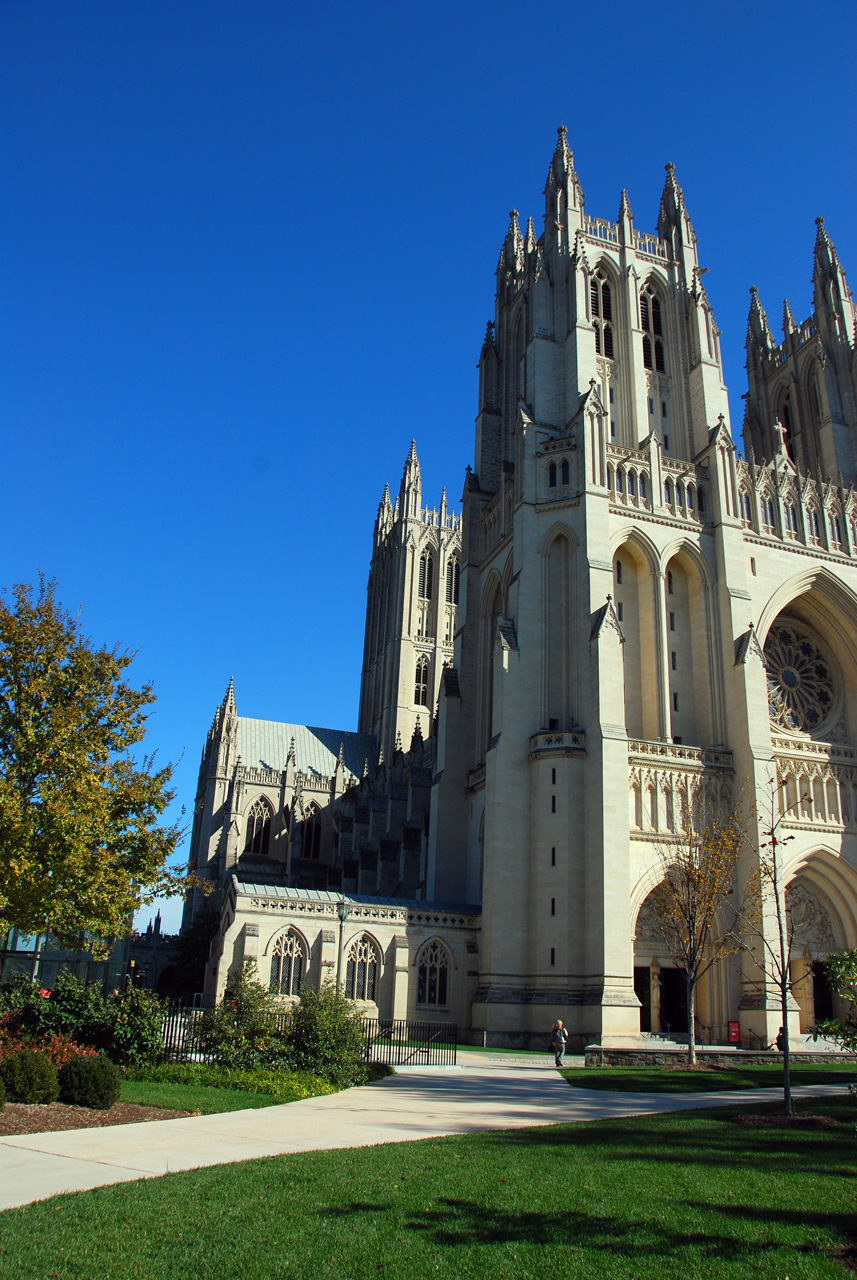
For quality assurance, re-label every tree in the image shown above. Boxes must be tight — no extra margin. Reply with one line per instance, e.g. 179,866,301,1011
814,949,857,1051
734,780,810,1116
650,794,746,1064
166,897,220,999
0,577,185,953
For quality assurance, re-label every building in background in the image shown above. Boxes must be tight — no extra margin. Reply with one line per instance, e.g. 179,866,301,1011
187,130,857,1049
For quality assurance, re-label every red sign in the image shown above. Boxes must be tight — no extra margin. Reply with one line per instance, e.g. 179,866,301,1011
728,1020,740,1043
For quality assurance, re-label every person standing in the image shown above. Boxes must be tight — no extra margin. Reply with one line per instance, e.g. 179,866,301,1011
551,1019,568,1067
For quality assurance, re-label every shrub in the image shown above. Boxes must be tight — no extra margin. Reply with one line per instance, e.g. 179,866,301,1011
59,1055,121,1109
122,1061,337,1099
0,1077,5,1110
286,981,367,1088
0,1049,59,1104
103,986,165,1065
196,964,290,1070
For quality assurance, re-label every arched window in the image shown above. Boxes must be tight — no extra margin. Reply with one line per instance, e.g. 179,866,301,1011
548,461,557,488
667,570,673,595
416,939,450,1007
639,474,647,500
418,553,434,600
446,557,460,604
830,513,843,545
243,798,272,857
664,479,673,506
778,393,795,461
739,489,752,523
809,508,821,540
785,503,799,534
302,805,322,860
627,472,636,497
761,495,776,530
561,458,570,486
345,935,379,1001
269,930,305,996
615,558,622,585
641,285,666,372
415,655,429,706
592,271,614,359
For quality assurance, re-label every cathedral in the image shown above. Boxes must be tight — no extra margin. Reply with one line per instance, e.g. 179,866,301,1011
184,129,857,1050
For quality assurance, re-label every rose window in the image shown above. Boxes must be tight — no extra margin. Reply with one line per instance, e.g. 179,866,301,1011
764,621,836,733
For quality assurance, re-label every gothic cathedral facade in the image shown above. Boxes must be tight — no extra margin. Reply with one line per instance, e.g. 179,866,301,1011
188,129,857,1049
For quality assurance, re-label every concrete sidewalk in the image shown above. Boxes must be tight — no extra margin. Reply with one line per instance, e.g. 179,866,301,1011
0,1061,846,1212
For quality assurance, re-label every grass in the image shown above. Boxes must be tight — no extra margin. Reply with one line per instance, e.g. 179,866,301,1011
560,1064,857,1093
119,1079,286,1114
1,1097,854,1279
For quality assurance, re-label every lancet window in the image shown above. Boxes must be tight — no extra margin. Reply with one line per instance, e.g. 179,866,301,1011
345,935,379,1001
446,557,460,604
418,553,434,599
415,656,429,706
416,939,450,1007
269,930,305,996
243,798,272,857
302,805,322,860
641,285,666,372
591,271,614,359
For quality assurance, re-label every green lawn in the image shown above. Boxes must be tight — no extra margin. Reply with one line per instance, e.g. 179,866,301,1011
1,1098,854,1279
119,1079,286,1114
560,1064,857,1093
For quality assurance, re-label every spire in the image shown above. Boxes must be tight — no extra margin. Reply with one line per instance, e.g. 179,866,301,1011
657,162,695,253
783,299,796,336
746,286,775,350
399,440,422,515
543,125,584,223
618,188,634,222
503,209,524,274
813,216,852,317
525,215,536,254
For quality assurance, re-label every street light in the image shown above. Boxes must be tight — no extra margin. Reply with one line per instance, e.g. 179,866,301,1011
336,898,350,990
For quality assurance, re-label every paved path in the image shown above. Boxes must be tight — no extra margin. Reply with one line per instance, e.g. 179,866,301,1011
0,1055,846,1212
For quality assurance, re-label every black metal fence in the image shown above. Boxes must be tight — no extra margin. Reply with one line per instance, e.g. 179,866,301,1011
363,1019,458,1066
160,1006,457,1068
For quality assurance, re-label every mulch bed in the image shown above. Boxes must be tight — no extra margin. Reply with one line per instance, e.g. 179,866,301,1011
0,1101,197,1137
729,1111,841,1128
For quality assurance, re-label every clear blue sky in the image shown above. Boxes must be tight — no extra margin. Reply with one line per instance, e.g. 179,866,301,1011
1,1,854,932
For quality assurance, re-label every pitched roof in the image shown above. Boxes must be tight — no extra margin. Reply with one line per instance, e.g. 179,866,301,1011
235,718,376,779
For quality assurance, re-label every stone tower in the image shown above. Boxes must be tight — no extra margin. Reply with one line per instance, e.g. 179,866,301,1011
428,128,857,1049
744,218,857,483
358,441,462,762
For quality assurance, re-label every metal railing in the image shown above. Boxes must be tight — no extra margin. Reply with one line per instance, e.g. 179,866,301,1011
363,1018,457,1066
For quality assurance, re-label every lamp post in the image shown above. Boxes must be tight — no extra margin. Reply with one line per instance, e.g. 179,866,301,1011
336,898,350,991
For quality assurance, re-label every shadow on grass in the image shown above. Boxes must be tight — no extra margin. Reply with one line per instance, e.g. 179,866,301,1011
319,1197,821,1261
479,1102,856,1180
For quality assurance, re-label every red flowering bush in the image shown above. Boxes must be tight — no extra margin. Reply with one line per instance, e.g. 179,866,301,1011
0,1014,96,1068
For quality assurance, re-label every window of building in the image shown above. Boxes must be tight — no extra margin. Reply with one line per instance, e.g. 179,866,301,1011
785,503,798,534
617,602,623,621
303,805,322,860
739,490,752,523
664,479,673,505
446,557,460,604
592,271,614,359
243,798,272,857
641,285,665,372
639,474,647,499
561,458,569,485
663,433,670,451
415,656,429,707
418,553,434,599
550,898,556,916
671,650,676,670
550,947,555,966
345,935,379,1001
830,513,843,545
269,930,305,996
551,847,556,865
673,692,679,711
416,939,450,1007
615,559,622,584
548,461,557,488
648,398,654,415
551,795,556,813
761,496,776,530
667,570,673,594
809,508,821,539
669,611,675,631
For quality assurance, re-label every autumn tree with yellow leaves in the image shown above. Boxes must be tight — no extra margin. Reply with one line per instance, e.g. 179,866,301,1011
650,793,749,1065
0,577,186,955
